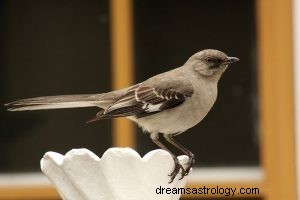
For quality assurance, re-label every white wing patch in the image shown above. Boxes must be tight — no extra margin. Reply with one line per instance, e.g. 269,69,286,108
136,86,164,112
143,103,164,112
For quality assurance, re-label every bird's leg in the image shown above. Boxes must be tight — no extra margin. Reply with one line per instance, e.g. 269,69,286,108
150,132,185,183
163,134,195,178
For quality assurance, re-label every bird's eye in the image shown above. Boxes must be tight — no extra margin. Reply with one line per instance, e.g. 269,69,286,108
205,57,212,63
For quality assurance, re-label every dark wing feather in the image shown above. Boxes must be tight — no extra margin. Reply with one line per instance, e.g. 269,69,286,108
99,86,192,119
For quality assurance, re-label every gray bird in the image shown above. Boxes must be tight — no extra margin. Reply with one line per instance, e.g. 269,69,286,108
5,49,239,183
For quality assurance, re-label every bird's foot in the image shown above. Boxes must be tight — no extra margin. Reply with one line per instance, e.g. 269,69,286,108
169,155,195,183
168,162,185,183
183,156,195,176
183,167,192,176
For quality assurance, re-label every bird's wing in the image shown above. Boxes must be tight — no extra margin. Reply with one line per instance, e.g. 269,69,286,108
90,71,194,120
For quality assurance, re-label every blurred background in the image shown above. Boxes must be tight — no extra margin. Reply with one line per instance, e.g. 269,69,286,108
0,0,298,200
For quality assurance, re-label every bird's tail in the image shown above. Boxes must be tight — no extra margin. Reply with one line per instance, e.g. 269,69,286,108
5,94,110,111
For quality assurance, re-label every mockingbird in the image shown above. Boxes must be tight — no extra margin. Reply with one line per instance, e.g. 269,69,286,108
5,49,239,183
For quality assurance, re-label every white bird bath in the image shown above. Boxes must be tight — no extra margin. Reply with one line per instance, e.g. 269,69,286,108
41,148,189,200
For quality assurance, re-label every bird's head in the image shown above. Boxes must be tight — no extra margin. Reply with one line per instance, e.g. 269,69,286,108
185,49,239,78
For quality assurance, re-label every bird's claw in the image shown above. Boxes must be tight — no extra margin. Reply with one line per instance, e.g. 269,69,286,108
169,163,191,183
183,157,194,176
168,156,195,183
168,162,186,183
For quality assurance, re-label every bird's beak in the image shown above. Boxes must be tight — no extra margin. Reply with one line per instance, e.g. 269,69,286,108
224,57,240,64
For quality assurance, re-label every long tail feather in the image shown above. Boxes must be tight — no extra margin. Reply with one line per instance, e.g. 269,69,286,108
5,94,106,111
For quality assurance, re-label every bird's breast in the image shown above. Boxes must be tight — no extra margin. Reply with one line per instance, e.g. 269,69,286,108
133,81,218,135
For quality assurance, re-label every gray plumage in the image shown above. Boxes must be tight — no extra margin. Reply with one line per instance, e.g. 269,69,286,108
5,49,239,183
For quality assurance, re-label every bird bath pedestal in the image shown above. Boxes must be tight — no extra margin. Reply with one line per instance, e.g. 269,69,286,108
41,148,189,200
